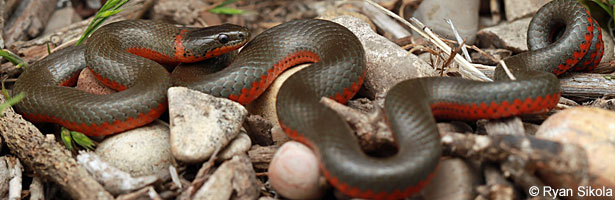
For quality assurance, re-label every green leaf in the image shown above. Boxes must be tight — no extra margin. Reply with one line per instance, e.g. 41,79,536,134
46,42,51,55
76,0,131,46
99,0,118,11
208,7,244,15
112,0,130,10
0,49,27,68
1,79,9,99
99,10,115,18
71,131,96,150
0,92,25,115
61,127,74,151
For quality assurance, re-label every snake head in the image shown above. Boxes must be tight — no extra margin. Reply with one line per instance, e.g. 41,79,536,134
182,24,250,59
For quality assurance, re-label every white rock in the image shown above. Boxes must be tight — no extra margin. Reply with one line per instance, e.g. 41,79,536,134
168,87,247,163
95,121,171,178
329,16,437,98
477,17,531,53
413,0,480,44
218,132,252,161
504,0,550,21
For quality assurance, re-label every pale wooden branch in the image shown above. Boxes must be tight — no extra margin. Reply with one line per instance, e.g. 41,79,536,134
0,96,113,200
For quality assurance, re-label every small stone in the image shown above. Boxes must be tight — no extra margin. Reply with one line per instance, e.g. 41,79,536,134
218,132,252,161
477,17,531,53
330,16,437,98
536,107,615,189
168,87,248,163
269,142,327,200
95,121,171,178
413,0,480,44
422,158,481,200
504,0,550,21
76,69,115,95
193,154,260,200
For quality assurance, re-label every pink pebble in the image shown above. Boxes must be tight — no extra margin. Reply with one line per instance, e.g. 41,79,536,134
76,69,116,95
268,141,328,199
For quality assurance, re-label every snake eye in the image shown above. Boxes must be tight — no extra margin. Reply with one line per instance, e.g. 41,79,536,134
218,34,230,44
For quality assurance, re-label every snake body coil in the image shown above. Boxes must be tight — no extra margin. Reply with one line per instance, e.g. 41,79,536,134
12,0,603,199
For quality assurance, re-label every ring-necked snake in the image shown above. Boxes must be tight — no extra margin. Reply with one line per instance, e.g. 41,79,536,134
12,0,603,199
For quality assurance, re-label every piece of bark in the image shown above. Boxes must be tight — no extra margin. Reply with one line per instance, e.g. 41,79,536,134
7,157,21,200
320,97,396,155
247,145,279,171
8,0,154,63
559,72,615,100
116,186,162,200
0,96,113,200
29,177,44,200
437,122,474,134
476,184,515,200
477,117,525,135
228,154,261,200
0,157,8,199
243,115,274,146
481,66,615,100
0,62,19,78
76,151,159,195
477,165,517,200
441,132,589,198
500,157,553,199
441,132,588,175
2,0,59,47
586,97,615,111
360,2,411,40
177,147,220,200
